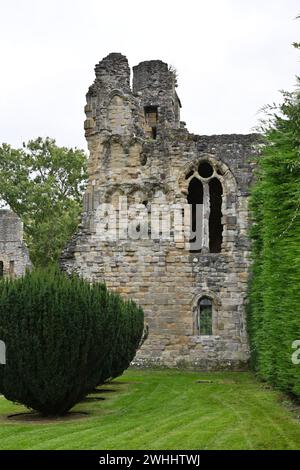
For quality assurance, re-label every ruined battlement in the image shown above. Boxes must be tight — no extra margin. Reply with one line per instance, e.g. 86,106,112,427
84,53,181,141
93,53,131,93
133,60,171,91
133,59,181,128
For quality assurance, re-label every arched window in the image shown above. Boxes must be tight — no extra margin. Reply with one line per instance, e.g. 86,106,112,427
186,161,223,253
196,297,213,336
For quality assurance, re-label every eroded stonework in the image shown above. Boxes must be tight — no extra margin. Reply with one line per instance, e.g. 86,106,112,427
61,53,260,369
0,210,32,278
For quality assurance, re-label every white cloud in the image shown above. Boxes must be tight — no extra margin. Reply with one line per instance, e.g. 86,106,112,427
0,0,299,149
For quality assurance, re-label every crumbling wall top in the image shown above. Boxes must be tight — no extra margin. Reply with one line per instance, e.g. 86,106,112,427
132,60,173,93
0,210,23,242
90,52,131,96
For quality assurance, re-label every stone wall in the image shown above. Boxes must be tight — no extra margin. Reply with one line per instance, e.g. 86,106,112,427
0,210,32,278
61,53,261,369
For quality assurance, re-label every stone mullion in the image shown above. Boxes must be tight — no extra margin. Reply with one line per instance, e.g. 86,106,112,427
202,181,210,253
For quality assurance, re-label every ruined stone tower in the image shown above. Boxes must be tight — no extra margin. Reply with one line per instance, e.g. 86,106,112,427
61,52,259,369
0,210,31,278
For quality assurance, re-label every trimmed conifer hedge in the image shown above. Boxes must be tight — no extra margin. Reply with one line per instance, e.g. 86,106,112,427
248,81,300,397
0,268,144,415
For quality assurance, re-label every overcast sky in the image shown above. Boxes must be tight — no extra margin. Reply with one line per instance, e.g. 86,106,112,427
0,0,299,151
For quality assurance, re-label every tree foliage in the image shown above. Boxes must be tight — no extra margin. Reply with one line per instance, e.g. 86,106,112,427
248,72,300,396
0,268,144,416
0,137,87,266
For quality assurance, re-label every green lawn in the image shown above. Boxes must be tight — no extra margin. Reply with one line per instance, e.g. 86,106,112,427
0,369,300,450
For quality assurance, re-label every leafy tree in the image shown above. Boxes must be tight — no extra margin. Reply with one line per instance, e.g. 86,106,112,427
0,137,87,266
248,45,300,396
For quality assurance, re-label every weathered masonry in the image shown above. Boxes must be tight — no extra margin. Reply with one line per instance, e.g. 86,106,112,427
61,53,259,369
0,210,31,278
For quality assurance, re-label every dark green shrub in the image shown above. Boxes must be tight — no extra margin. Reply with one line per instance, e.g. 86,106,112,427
87,293,144,388
248,80,300,397
0,268,144,415
110,299,145,380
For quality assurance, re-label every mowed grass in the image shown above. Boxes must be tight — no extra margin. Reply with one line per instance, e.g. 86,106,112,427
0,369,300,450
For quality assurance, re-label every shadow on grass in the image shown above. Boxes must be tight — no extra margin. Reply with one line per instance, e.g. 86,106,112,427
7,411,89,424
1,381,130,425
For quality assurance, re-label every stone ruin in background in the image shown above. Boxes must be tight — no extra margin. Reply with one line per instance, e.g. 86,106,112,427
0,210,31,279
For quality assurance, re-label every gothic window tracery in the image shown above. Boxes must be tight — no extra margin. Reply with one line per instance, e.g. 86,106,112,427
186,161,223,253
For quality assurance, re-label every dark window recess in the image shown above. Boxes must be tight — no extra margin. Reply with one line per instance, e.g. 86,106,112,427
0,261,3,278
151,127,157,139
198,161,214,178
209,178,223,253
187,177,203,253
144,106,158,139
197,297,213,335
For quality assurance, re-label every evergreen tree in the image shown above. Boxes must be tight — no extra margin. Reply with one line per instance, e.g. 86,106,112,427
0,268,144,415
248,61,300,395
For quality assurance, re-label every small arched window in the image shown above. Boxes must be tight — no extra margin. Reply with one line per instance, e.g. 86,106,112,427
196,297,213,336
